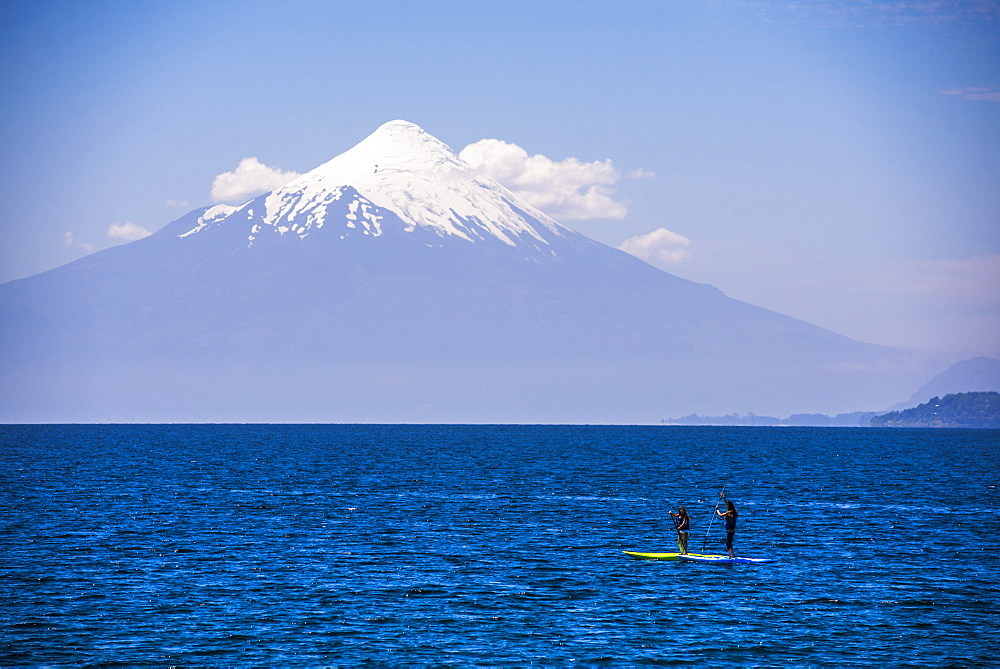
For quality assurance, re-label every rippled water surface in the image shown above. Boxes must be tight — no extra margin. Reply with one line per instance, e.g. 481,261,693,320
2,424,997,665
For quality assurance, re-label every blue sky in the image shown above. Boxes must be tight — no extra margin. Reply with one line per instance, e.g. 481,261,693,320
1,0,997,364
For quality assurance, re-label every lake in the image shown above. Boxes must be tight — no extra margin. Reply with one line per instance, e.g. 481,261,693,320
1,424,996,664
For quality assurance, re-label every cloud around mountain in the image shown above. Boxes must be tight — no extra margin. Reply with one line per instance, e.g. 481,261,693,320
63,231,94,253
107,221,152,241
459,138,628,221
619,227,692,265
211,157,302,203
207,133,647,223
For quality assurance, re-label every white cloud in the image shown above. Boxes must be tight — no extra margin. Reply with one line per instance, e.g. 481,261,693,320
63,231,94,253
940,86,1000,102
166,198,190,208
459,139,628,220
211,157,301,203
107,221,152,241
627,169,656,179
619,228,692,265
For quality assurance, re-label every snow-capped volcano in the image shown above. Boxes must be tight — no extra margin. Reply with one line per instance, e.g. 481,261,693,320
183,120,566,252
0,121,921,423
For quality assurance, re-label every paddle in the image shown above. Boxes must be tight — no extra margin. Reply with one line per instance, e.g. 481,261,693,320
700,484,727,552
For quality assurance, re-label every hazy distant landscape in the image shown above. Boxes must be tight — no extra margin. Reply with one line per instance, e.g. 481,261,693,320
664,357,1000,426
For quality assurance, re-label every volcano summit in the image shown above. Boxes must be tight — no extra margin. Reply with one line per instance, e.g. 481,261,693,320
0,121,917,422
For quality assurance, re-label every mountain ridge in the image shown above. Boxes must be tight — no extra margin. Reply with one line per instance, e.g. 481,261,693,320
902,356,1000,408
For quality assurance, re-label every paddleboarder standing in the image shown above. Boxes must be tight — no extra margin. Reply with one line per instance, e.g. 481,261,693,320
669,506,690,554
716,497,738,559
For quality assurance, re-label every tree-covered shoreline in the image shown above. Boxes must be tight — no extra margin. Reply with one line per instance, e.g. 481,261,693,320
869,392,1000,428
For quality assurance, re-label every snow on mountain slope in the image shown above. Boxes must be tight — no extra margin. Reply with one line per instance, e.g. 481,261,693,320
177,204,238,239
179,120,568,252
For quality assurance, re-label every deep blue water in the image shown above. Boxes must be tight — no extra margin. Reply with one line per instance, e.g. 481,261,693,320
1,424,997,665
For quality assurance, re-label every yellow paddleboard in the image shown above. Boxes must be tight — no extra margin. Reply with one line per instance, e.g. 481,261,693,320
623,550,725,561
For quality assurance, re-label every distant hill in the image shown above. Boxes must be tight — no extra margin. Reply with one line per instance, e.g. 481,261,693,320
903,357,1000,407
662,411,877,427
870,392,1000,428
